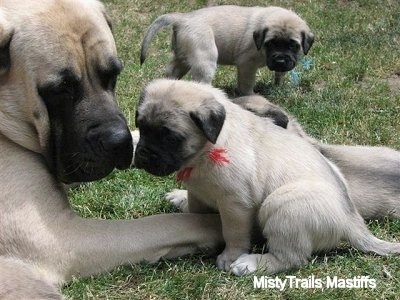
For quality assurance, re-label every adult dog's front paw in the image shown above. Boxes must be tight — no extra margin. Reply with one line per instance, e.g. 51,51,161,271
165,189,189,212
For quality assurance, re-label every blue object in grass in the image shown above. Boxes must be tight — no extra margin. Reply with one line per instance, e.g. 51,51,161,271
290,69,301,86
289,57,314,86
301,56,314,70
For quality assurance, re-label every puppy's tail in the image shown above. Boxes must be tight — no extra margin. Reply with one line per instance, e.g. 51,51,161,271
140,13,182,65
346,215,400,255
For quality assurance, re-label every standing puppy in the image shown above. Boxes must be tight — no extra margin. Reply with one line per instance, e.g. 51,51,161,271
140,6,314,95
134,79,400,276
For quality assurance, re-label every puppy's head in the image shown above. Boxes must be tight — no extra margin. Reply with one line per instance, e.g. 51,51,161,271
134,79,226,176
0,0,132,183
253,10,314,72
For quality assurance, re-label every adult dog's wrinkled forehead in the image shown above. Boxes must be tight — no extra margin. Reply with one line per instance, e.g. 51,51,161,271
7,0,117,85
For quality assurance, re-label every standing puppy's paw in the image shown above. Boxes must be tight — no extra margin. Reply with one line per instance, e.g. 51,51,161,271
230,253,260,276
165,189,189,212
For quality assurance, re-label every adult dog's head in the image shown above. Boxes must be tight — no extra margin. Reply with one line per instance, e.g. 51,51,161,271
134,79,226,176
0,0,132,183
253,9,314,72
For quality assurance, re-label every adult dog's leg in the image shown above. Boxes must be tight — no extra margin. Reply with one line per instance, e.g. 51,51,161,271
58,213,223,280
1,149,223,285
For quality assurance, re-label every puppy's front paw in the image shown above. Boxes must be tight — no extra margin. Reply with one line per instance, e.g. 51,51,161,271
230,254,260,276
165,189,189,212
130,130,140,167
216,249,246,272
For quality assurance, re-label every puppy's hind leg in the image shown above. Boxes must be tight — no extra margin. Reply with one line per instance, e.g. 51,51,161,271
166,57,190,79
231,186,315,276
187,43,218,84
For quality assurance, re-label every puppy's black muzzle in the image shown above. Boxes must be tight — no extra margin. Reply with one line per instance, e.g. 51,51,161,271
134,144,177,177
268,54,296,72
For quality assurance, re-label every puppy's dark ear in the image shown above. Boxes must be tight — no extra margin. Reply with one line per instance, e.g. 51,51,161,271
301,31,314,55
265,109,289,129
253,28,268,51
190,99,226,144
0,18,13,76
135,91,146,128
103,12,113,32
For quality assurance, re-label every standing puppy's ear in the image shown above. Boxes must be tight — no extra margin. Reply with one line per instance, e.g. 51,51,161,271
0,12,13,76
189,99,226,144
253,28,268,51
301,31,314,55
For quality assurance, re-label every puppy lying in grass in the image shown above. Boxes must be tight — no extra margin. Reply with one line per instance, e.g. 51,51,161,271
233,95,400,220
134,79,400,275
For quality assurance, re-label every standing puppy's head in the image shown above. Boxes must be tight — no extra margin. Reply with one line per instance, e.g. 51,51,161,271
253,9,314,72
134,79,226,176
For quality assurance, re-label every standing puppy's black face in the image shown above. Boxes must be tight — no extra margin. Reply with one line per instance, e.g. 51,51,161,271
264,37,301,72
253,27,314,72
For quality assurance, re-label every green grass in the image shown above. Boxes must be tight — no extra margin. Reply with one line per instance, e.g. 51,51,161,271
63,0,400,298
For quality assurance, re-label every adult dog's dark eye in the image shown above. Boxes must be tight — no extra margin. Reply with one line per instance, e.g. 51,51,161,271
53,80,75,96
99,72,119,91
38,79,76,101
99,59,122,91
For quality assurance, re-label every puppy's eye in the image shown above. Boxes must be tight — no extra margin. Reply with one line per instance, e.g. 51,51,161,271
265,40,275,47
289,41,300,51
160,126,183,145
161,126,175,141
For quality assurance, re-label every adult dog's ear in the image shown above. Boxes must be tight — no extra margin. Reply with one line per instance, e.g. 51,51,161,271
189,99,226,144
301,31,314,55
0,12,13,76
253,28,268,51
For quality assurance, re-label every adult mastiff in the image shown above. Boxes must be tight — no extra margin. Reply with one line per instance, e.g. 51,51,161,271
0,0,222,298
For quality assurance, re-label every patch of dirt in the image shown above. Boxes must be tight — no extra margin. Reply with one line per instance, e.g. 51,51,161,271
357,73,400,96
387,73,400,95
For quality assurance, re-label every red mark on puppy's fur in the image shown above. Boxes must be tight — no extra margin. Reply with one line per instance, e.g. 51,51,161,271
208,148,230,165
176,167,193,184
176,148,229,183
